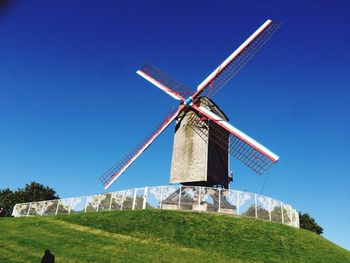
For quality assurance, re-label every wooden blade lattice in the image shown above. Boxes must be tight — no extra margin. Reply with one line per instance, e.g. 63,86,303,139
187,114,275,174
139,63,192,98
99,107,179,188
199,22,281,98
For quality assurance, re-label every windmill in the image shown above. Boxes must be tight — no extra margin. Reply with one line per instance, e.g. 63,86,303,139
99,19,281,190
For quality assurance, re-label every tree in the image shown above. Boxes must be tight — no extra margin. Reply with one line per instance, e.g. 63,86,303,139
299,212,323,235
0,182,59,217
18,182,59,203
0,188,16,216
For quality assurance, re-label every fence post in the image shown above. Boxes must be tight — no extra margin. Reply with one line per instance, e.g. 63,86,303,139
132,188,137,210
268,198,272,221
12,204,17,217
109,193,113,211
55,200,60,215
27,203,32,216
142,187,148,209
218,188,221,213
281,202,284,224
296,209,299,227
84,197,89,212
69,199,75,214
255,194,258,219
97,195,102,212
121,191,126,210
160,186,164,209
198,187,201,210
178,186,182,210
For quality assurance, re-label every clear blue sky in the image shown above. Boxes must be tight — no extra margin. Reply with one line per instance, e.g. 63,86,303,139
1,0,349,250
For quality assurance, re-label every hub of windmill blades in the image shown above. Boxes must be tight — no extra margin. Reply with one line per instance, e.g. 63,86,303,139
99,19,281,190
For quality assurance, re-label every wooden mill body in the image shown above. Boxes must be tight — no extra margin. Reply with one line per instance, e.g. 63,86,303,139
170,97,231,188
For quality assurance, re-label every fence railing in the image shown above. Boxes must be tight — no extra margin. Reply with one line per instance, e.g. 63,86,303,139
12,185,299,228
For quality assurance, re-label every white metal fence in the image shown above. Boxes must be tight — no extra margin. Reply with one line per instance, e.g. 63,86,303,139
12,185,299,228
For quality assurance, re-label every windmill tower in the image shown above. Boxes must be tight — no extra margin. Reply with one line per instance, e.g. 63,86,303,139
170,97,231,188
99,19,281,190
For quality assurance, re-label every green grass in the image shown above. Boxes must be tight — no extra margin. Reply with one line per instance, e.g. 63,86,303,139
1,210,349,262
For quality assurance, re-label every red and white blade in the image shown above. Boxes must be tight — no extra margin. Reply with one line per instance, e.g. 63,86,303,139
100,106,183,190
192,19,280,99
137,63,191,101
192,104,279,174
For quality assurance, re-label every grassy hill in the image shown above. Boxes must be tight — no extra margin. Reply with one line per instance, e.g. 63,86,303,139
1,210,349,262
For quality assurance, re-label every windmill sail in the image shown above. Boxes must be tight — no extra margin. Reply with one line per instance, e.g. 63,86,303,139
137,63,191,100
190,104,279,174
193,20,281,98
100,107,182,189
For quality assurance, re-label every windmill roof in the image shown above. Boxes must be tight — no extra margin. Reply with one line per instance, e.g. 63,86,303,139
198,96,229,121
